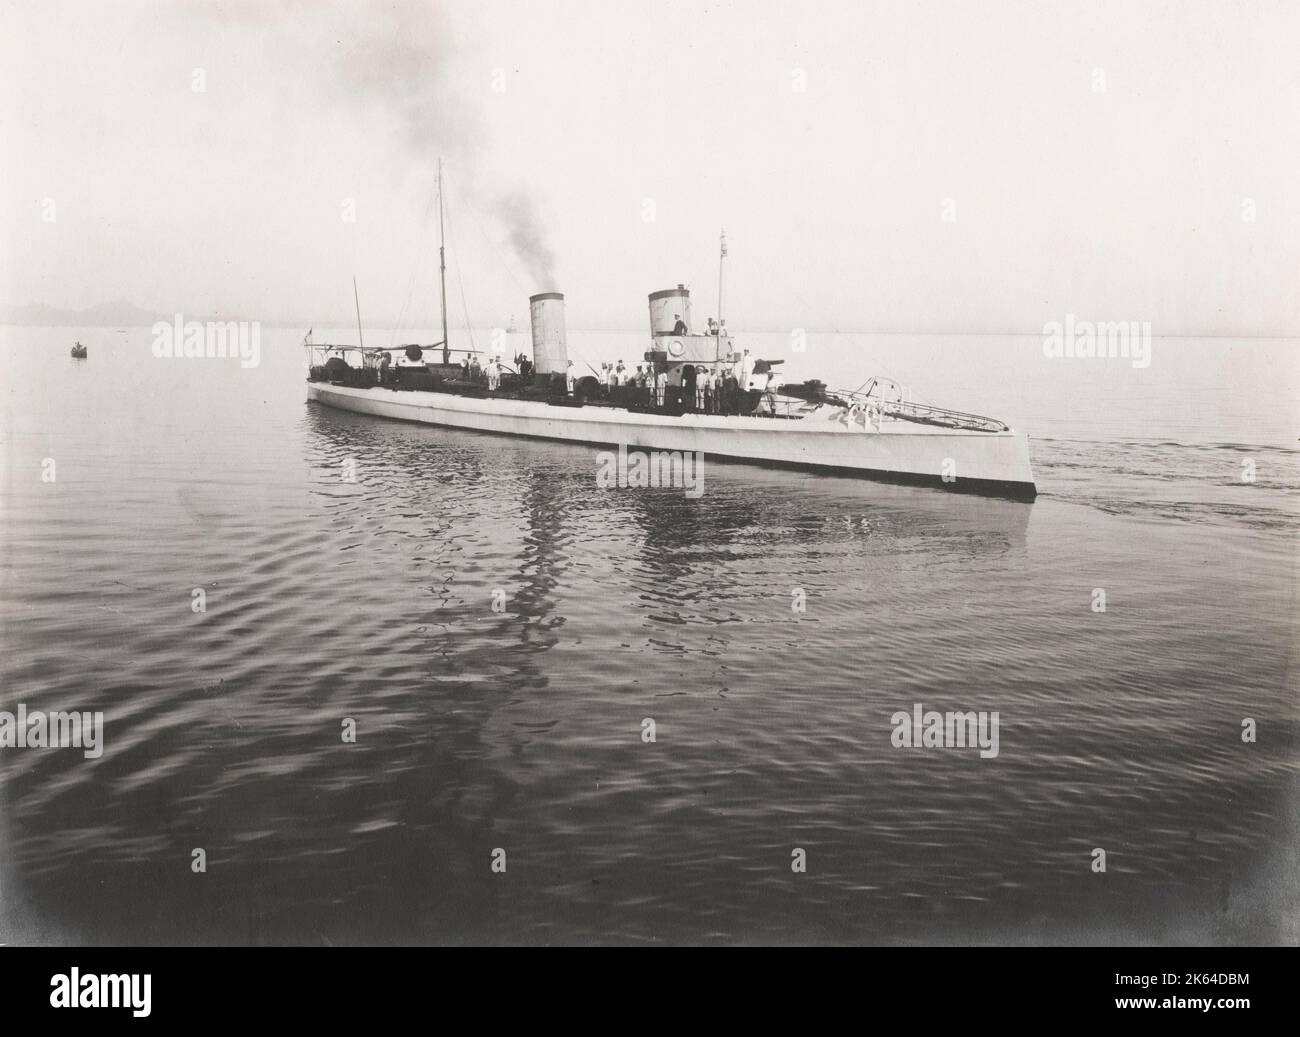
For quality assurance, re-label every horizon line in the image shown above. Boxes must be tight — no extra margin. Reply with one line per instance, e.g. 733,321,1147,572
2,318,1297,341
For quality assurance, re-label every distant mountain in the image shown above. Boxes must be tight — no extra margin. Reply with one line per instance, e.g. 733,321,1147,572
0,299,166,327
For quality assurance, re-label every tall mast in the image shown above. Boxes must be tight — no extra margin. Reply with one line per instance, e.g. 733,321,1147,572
438,157,449,354
716,227,727,360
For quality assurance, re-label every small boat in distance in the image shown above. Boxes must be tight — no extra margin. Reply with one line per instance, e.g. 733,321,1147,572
306,163,1037,500
70,342,88,358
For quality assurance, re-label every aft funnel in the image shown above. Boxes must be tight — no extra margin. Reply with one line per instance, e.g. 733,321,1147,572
529,292,567,375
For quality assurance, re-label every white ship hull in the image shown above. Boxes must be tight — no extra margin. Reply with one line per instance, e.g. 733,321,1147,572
308,382,1037,500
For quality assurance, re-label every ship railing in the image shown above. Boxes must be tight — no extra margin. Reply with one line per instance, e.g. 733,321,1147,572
827,377,1010,433
766,396,809,419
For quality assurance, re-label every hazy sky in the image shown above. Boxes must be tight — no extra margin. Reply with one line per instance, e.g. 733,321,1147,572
3,0,1297,333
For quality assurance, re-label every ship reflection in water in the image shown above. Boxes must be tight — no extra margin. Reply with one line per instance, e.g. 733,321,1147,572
0,336,1292,945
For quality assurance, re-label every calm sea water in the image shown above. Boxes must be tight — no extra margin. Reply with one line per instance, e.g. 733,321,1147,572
1,325,1296,945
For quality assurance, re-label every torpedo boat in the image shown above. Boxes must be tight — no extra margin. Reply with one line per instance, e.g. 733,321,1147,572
305,168,1036,501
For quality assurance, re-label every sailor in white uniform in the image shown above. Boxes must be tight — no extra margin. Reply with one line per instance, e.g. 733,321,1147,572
740,349,756,389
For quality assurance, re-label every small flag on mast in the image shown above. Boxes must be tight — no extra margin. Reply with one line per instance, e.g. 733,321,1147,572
720,229,727,257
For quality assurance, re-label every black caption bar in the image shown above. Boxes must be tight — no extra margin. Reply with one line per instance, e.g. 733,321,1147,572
0,946,1287,1024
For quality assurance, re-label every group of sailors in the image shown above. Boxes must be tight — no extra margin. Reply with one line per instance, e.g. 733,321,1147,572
671,313,725,337
457,353,502,389
591,349,777,414
598,360,668,404
454,352,533,389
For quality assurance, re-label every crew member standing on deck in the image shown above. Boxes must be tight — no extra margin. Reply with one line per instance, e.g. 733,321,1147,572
566,361,576,396
673,313,688,335
740,348,756,389
655,368,667,408
682,364,698,412
728,353,744,412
